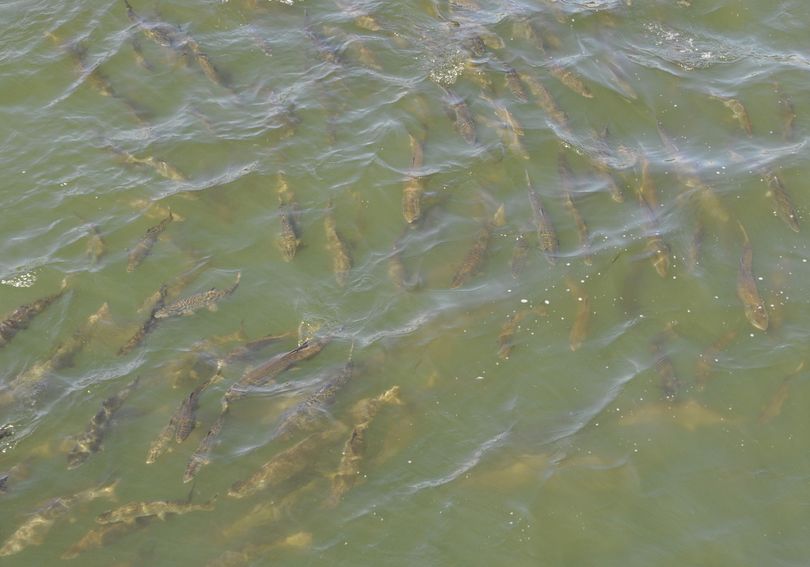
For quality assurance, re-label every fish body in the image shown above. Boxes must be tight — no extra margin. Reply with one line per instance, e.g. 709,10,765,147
66,376,139,469
567,279,590,352
96,497,215,524
228,429,341,499
62,516,153,560
187,39,230,89
450,224,491,288
278,206,301,261
85,224,106,263
324,207,352,287
183,413,224,483
497,310,530,359
521,74,569,132
651,332,679,400
720,97,752,136
764,171,799,232
510,232,530,278
504,66,528,102
119,285,167,355
127,211,173,272
0,480,116,557
559,155,591,265
695,329,737,388
548,64,592,98
736,222,768,331
273,356,354,441
774,83,796,141
525,171,558,264
0,279,67,348
154,272,241,319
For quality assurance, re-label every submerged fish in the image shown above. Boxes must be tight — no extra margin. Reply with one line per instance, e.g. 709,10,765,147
327,386,403,506
521,74,569,132
85,223,106,263
124,0,189,53
2,303,110,405
113,147,187,182
0,278,68,349
450,205,504,289
66,376,140,469
324,203,352,287
695,329,737,389
154,272,241,319
278,206,301,261
503,65,528,102
651,328,679,401
444,89,477,145
525,170,558,265
637,158,670,278
96,495,216,525
273,349,355,441
497,307,545,359
773,82,796,141
558,154,592,265
62,516,154,560
206,531,312,567
228,428,343,499
717,96,752,136
402,133,426,224
736,222,768,331
763,170,799,233
0,480,116,557
186,38,231,90
548,64,592,98
618,399,736,432
567,278,591,352
183,412,224,483
119,285,167,356
127,210,173,272
510,232,530,279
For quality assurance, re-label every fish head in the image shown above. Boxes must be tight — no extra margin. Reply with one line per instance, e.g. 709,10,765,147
745,302,769,331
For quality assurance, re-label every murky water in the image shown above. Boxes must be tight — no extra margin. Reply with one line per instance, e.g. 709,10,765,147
1,1,809,565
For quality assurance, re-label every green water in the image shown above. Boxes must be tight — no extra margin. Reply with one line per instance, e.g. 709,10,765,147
1,1,809,565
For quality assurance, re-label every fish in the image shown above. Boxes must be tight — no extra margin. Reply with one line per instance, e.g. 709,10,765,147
763,170,799,232
651,328,679,400
521,74,568,132
219,331,293,366
96,495,216,524
2,303,110,405
559,154,592,265
636,158,670,278
278,206,301,261
450,224,491,288
186,38,231,90
85,223,106,263
153,272,241,319
324,203,352,287
112,146,187,181
183,413,224,483
618,399,736,432
503,65,528,102
304,23,343,65
548,64,593,98
497,308,546,360
127,210,174,272
444,89,477,145
137,258,211,315
118,285,167,356
402,133,426,224
61,516,154,560
510,232,530,279
327,386,404,506
758,362,804,424
718,97,752,136
349,385,403,425
686,217,705,272
388,237,415,291
601,54,637,100
227,428,343,499
124,0,189,53
272,348,355,441
66,376,140,469
0,480,117,557
567,278,591,352
206,532,312,567
145,375,216,464
0,278,68,349
130,37,153,71
773,82,796,141
225,336,332,402
525,170,559,265
695,329,737,389
736,221,768,331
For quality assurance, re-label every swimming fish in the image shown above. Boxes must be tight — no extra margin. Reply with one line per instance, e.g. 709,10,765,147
66,376,140,469
736,221,768,331
763,170,799,233
324,202,352,287
153,272,241,319
525,170,558,265
0,278,68,349
127,210,173,272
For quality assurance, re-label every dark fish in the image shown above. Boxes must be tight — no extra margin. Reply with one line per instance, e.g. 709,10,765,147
304,24,343,65
324,203,352,287
443,88,477,145
450,224,491,288
85,223,106,263
186,38,231,90
153,272,241,319
402,133,426,224
736,222,768,331
124,0,188,52
718,97,752,136
525,170,558,265
497,308,541,360
567,277,591,352
0,278,67,349
225,336,332,402
118,285,167,356
687,217,705,272
278,206,301,262
504,65,528,102
636,158,670,278
763,170,799,232
127,210,173,272
183,413,224,483
272,349,355,441
66,376,140,469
